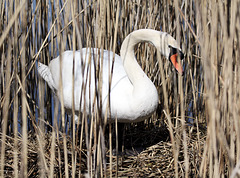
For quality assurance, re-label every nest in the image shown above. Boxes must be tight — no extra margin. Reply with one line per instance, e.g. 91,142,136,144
106,122,206,177
1,131,87,177
1,121,206,177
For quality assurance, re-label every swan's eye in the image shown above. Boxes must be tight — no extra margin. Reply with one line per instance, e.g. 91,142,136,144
169,46,184,75
179,51,184,60
169,46,177,59
169,46,184,60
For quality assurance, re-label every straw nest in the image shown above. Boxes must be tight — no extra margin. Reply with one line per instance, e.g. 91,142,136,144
2,131,87,177
2,122,206,177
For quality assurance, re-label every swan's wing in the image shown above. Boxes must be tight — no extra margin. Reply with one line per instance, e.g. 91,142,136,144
38,62,57,92
38,48,131,114
101,50,132,108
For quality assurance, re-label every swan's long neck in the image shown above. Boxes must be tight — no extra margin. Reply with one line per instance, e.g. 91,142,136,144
120,29,166,87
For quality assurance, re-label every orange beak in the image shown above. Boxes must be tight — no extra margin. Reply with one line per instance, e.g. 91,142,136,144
170,53,183,75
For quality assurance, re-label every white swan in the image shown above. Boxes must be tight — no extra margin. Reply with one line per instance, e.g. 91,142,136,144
38,29,183,123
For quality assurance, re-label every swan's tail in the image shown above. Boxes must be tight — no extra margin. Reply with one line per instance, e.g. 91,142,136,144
38,62,56,91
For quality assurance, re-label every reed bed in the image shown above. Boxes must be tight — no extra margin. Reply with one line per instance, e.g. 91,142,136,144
0,0,240,177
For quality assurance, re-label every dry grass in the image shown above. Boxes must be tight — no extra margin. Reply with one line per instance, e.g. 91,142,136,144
1,0,240,177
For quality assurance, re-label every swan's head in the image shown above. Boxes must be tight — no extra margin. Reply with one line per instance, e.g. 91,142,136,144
156,33,184,75
168,45,184,75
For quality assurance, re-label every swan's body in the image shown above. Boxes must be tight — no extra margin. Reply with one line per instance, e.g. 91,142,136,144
38,29,183,123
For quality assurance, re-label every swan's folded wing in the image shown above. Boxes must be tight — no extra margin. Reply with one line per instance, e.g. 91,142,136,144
38,62,57,92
